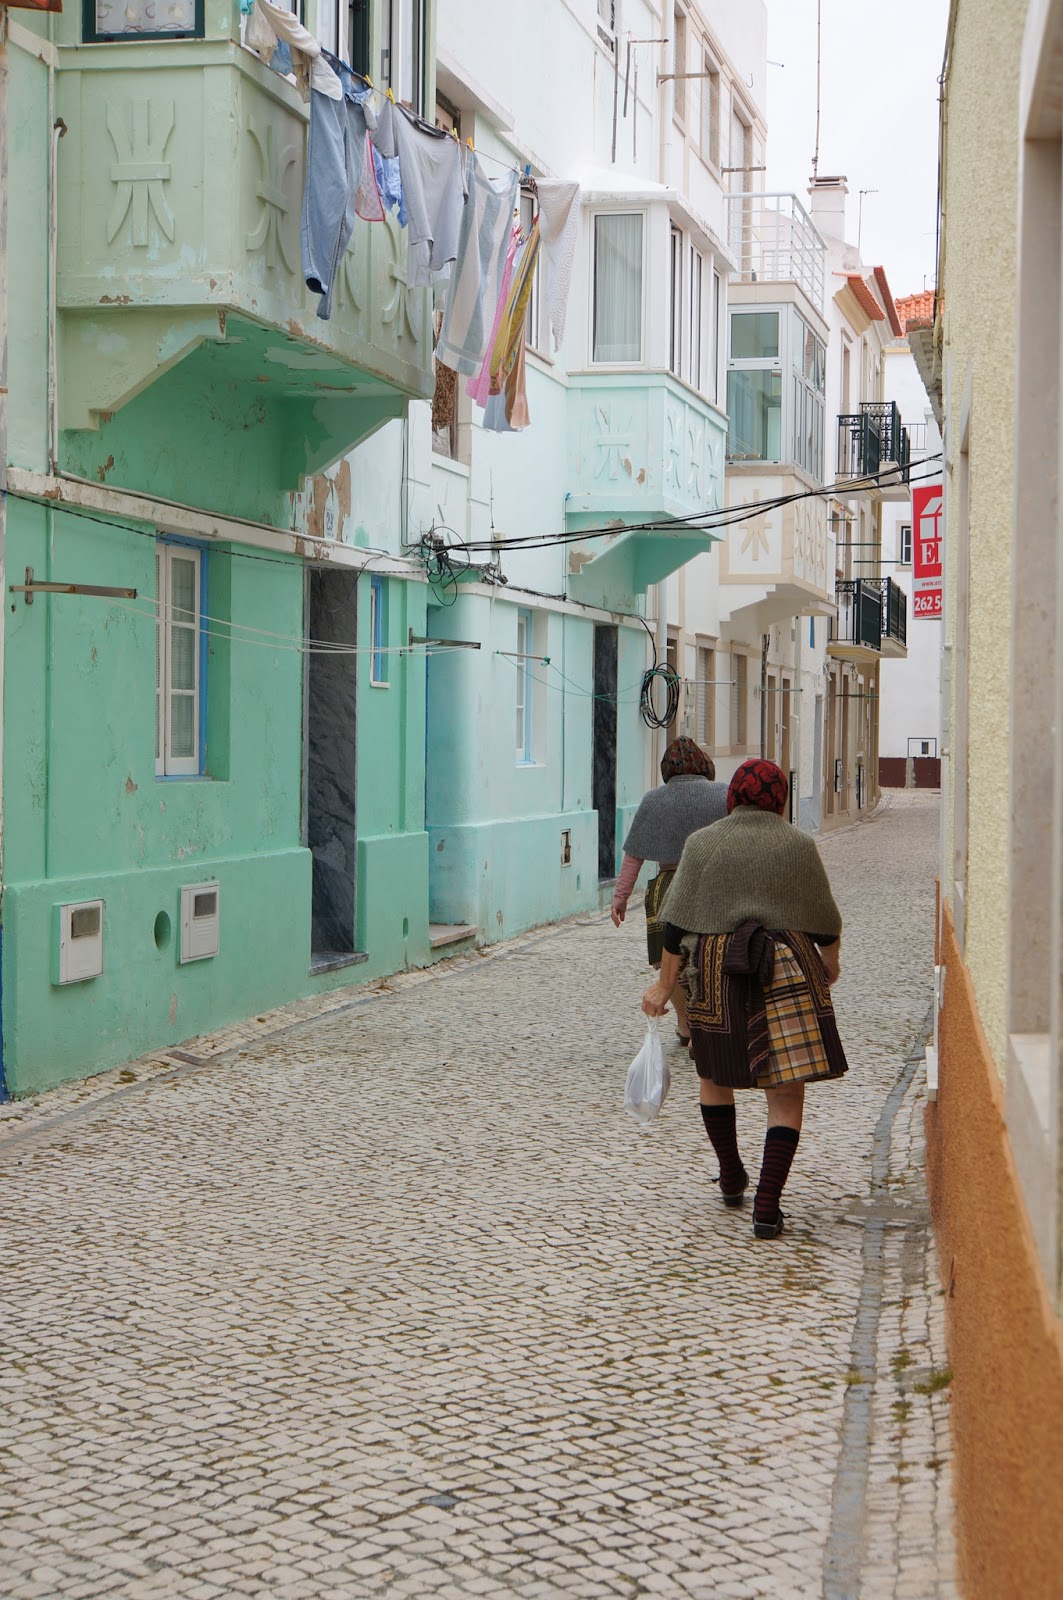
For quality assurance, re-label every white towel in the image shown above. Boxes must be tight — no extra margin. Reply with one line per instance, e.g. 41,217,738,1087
253,0,342,101
536,180,581,351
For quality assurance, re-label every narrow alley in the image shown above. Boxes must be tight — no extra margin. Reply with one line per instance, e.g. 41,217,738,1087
0,795,955,1600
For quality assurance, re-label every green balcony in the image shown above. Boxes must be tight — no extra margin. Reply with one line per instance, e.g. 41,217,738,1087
56,40,433,490
564,374,727,612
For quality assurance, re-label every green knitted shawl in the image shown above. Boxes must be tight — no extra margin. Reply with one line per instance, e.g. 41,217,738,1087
660,808,842,937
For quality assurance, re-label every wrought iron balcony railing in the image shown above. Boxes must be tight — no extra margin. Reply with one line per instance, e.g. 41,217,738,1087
878,576,908,648
830,579,883,651
836,401,911,487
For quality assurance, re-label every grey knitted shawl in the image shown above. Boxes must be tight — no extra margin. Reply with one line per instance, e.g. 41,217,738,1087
660,808,842,936
622,776,730,866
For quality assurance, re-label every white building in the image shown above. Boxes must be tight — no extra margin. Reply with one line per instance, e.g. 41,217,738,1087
879,290,944,787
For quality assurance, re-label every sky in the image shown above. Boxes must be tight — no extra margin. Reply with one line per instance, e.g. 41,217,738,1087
763,0,950,299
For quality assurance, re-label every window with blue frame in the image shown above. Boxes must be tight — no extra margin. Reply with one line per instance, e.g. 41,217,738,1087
155,538,206,777
515,610,533,762
370,574,388,686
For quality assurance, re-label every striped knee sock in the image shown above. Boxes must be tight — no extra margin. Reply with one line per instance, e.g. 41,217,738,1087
700,1104,747,1194
753,1125,801,1223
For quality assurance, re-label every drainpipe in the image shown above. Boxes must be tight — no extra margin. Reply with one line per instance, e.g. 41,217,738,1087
0,13,8,1096
47,63,66,476
655,579,667,776
759,631,769,758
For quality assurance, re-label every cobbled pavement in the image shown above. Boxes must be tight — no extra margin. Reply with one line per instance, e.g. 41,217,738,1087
0,793,957,1599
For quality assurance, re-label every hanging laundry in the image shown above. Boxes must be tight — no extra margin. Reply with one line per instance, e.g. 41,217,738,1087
436,154,520,376
536,180,581,351
373,98,465,289
467,229,519,408
355,132,385,221
373,148,408,226
303,53,378,319
489,218,541,394
251,0,341,100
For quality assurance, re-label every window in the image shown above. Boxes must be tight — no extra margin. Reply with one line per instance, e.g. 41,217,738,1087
729,102,752,191
87,0,202,40
696,644,715,748
370,574,388,686
711,268,721,403
688,245,704,390
727,370,782,461
672,7,688,122
730,652,748,749
347,0,370,77
521,190,543,353
700,50,720,166
156,541,203,778
669,226,684,377
597,0,616,50
793,315,826,480
383,0,425,114
899,523,913,565
592,213,644,363
515,610,533,761
731,311,779,360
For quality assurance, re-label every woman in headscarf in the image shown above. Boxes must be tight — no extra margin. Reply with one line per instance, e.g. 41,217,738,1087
611,737,729,1044
641,758,846,1239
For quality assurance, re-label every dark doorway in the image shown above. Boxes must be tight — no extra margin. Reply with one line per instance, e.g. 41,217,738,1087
306,569,358,964
593,624,618,881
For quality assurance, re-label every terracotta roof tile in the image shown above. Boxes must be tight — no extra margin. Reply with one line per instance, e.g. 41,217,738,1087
895,290,935,330
844,273,886,323
872,267,903,338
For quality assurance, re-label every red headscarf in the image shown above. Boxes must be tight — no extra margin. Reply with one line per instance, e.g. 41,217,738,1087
661,737,715,783
727,758,789,816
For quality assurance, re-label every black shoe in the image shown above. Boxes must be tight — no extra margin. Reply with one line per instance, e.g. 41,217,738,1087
753,1209,785,1239
717,1172,749,1208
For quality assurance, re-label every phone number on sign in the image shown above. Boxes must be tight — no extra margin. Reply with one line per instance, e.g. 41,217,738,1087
913,589,942,617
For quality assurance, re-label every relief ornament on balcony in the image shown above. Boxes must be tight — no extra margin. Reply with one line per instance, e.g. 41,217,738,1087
664,404,682,496
107,99,176,247
592,401,636,485
380,220,423,346
246,119,298,273
739,491,771,562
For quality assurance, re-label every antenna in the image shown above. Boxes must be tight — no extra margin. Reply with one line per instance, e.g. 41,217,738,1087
812,0,822,179
857,188,878,255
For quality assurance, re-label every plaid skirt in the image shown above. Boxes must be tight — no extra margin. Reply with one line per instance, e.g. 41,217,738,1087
684,927,848,1089
643,868,677,967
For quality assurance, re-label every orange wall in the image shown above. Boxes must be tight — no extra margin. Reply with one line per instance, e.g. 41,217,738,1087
926,905,1063,1598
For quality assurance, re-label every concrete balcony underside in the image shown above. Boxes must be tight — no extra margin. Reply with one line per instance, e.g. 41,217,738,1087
564,373,727,610
56,41,433,477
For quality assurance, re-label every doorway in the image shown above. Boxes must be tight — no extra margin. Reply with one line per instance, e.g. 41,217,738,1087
593,624,619,881
305,569,358,964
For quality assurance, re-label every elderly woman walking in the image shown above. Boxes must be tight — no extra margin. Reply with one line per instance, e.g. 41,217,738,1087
642,758,846,1239
611,737,729,1044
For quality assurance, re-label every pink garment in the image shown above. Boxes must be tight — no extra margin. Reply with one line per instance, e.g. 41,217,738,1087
612,854,644,911
467,229,520,409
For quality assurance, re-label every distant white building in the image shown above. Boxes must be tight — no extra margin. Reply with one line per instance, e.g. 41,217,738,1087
879,291,943,788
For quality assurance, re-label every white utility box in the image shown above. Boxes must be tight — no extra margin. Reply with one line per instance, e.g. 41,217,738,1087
55,899,105,984
180,881,221,963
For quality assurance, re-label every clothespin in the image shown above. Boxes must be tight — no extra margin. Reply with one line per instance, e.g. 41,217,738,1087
524,164,532,177
467,135,474,150
386,86,395,102
450,126,459,142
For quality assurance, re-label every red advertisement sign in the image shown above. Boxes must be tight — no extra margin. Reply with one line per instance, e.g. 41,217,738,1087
6,0,63,11
911,482,943,620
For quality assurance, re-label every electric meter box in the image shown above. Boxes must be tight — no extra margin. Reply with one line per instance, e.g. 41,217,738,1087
54,899,105,985
180,881,221,963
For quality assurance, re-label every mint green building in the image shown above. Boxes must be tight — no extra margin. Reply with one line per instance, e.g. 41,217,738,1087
0,0,439,1095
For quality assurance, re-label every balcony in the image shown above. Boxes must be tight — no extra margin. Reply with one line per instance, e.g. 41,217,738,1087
726,192,826,313
836,402,911,500
564,374,728,611
55,41,433,487
878,576,908,658
716,468,837,626
828,578,885,662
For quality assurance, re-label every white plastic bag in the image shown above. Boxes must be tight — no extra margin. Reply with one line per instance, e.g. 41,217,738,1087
624,1017,670,1128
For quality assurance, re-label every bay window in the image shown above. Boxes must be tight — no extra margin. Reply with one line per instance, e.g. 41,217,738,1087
592,213,644,364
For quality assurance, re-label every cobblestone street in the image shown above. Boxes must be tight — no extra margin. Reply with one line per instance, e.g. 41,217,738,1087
0,794,956,1600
